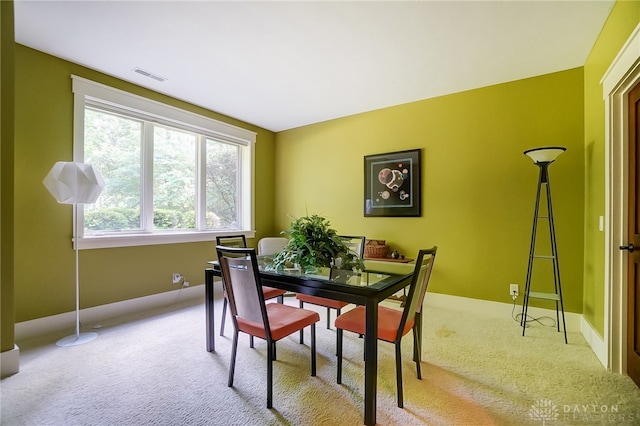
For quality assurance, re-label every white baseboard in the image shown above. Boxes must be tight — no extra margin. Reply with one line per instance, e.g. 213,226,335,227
1,345,20,378
580,316,607,368
424,292,581,332
15,284,208,341
14,284,605,369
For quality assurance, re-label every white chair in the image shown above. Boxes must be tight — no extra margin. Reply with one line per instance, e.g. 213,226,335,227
257,237,289,256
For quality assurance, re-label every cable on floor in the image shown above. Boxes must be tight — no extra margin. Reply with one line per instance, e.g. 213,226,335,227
510,297,557,328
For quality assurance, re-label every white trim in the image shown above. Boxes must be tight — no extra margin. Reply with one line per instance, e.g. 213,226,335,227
581,316,608,368
424,292,583,332
15,284,208,341
603,23,640,374
0,345,20,378
70,75,257,249
72,75,256,145
17,290,592,363
78,229,256,250
601,24,640,98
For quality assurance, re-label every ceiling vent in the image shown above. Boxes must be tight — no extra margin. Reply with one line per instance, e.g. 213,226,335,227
133,67,167,82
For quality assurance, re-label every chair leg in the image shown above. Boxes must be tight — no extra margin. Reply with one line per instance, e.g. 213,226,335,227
413,328,422,380
299,300,305,344
311,324,317,376
363,339,366,361
248,335,274,357
326,307,331,329
413,313,422,362
336,328,343,384
220,297,228,336
267,338,273,409
412,327,419,363
334,308,342,356
228,329,239,387
395,341,404,408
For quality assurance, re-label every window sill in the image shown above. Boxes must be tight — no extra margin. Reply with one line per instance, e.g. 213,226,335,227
78,230,256,250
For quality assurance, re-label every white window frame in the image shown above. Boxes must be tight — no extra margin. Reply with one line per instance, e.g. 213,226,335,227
72,75,256,249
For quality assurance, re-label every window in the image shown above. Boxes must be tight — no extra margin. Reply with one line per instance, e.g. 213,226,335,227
72,76,256,249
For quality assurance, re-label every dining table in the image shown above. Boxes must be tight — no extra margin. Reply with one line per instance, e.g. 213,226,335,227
204,257,415,426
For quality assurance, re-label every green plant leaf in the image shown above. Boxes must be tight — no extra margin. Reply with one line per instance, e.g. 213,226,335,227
273,214,364,272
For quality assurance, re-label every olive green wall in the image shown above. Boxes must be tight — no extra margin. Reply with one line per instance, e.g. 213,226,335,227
11,1,637,336
1,0,16,352
275,69,585,312
14,45,277,322
583,1,640,335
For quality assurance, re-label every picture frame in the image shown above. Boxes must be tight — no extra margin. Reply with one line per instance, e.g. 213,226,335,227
364,149,421,217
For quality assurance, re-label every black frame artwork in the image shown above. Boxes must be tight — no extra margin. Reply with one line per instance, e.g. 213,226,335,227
364,149,421,217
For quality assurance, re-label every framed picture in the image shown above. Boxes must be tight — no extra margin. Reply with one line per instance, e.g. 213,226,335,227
364,149,421,217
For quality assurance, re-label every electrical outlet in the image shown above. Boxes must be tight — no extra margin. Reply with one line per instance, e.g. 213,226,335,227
510,283,519,299
172,273,182,284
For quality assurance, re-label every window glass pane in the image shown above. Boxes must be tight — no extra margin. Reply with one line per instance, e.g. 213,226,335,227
84,108,142,232
75,78,256,247
205,139,239,229
153,125,197,230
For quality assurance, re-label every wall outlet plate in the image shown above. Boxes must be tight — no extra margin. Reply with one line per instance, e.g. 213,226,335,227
173,273,182,284
510,283,519,298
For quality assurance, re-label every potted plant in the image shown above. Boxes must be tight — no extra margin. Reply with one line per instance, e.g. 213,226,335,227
273,214,364,273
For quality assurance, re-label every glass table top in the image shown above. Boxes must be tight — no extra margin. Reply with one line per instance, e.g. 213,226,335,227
210,255,411,288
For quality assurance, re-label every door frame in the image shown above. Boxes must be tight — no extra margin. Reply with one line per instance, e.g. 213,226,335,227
605,23,640,374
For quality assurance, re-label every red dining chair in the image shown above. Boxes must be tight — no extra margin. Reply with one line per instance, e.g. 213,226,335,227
296,235,365,339
216,245,320,409
335,246,437,408
216,235,286,337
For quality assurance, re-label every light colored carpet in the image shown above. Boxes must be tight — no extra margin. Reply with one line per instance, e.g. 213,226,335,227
2,296,640,426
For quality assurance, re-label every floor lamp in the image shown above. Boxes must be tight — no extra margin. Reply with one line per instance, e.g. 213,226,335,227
520,146,568,344
43,161,105,347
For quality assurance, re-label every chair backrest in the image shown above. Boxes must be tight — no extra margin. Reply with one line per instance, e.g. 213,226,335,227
257,237,288,256
398,246,437,336
216,235,247,248
339,235,366,258
216,245,270,337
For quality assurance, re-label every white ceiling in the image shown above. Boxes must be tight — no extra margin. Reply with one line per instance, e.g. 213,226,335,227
14,0,615,132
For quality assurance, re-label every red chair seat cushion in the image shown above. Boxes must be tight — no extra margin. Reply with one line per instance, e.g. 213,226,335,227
238,303,320,341
296,294,349,310
335,306,414,343
263,286,286,300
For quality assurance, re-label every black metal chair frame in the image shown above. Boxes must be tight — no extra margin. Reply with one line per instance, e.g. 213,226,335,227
216,235,285,338
336,246,437,408
216,245,318,409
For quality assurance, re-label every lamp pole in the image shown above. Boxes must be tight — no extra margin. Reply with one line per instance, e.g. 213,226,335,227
521,147,568,344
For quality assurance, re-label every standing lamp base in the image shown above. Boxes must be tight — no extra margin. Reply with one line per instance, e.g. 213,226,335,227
56,332,98,347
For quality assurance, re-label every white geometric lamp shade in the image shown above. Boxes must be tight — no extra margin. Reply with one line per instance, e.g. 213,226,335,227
523,146,566,164
43,161,105,205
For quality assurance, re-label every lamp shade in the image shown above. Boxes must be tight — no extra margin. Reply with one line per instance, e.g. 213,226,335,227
43,161,105,205
523,146,566,164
